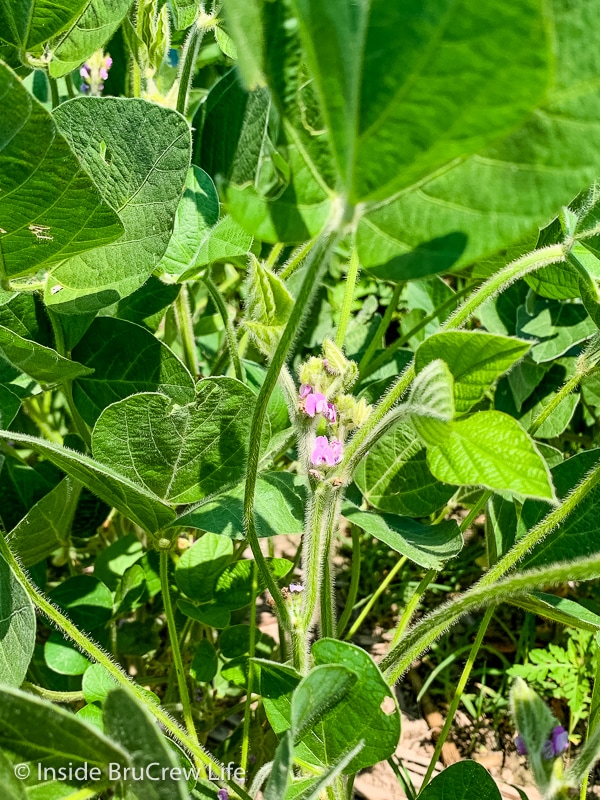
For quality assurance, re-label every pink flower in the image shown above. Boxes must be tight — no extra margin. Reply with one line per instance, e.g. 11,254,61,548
305,391,328,417
104,56,113,69
299,384,312,399
80,65,90,78
100,67,109,80
311,436,343,466
217,791,229,800
324,402,337,423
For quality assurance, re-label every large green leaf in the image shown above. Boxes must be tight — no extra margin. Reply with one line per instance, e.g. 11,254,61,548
0,62,123,280
46,98,190,313
176,472,306,539
91,378,255,503
418,761,502,800
175,531,233,603
72,317,195,427
259,639,400,773
7,477,81,567
0,0,87,49
0,684,128,788
158,166,219,275
516,297,596,364
221,0,265,89
0,325,93,384
415,331,531,413
291,0,548,203
0,551,35,686
341,502,462,570
0,430,176,533
422,410,555,501
48,0,132,78
354,421,455,517
357,0,600,279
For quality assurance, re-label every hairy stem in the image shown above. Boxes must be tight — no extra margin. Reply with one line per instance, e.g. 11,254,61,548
527,372,582,436
203,273,244,383
278,239,316,280
0,534,252,800
336,524,362,637
176,17,207,116
335,248,360,348
175,284,199,378
345,556,407,641
241,563,258,774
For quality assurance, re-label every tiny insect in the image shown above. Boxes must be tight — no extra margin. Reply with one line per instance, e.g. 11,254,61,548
50,285,63,295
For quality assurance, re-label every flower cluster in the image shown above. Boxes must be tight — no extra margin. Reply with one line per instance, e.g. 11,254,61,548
514,725,568,759
297,340,372,469
80,50,112,95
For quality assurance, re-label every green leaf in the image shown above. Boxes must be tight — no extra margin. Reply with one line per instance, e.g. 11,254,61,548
190,638,218,683
264,730,293,800
0,551,35,686
0,430,177,533
169,0,201,30
0,683,129,778
116,276,181,331
0,63,123,280
0,749,26,800
214,558,292,609
91,378,256,503
418,410,555,501
259,640,400,773
0,0,87,49
114,564,146,615
0,384,22,428
354,421,455,518
356,0,600,279
177,599,230,629
291,664,358,743
0,452,60,532
219,624,260,658
511,593,600,634
418,761,502,800
0,325,93,384
44,632,90,675
415,332,531,413
243,256,294,357
49,574,113,630
221,0,265,89
48,0,132,78
158,166,220,275
7,476,81,567
291,0,548,204
94,533,144,591
72,317,195,427
82,663,118,704
516,298,596,364
175,531,233,603
176,471,306,539
341,502,462,570
47,98,190,313
104,688,189,800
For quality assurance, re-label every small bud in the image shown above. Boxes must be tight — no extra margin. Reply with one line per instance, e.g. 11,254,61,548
515,735,528,756
299,357,326,390
352,397,372,427
322,339,348,375
551,725,569,756
299,384,312,399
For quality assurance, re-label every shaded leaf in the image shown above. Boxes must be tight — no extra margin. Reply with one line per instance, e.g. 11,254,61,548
0,551,35,687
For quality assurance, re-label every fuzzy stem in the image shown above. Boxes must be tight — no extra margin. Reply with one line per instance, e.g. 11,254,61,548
243,223,342,636
335,248,360,348
160,549,204,771
527,372,582,436
336,525,362,637
421,605,495,786
0,534,252,800
22,682,84,703
48,76,60,108
176,19,205,116
278,239,316,280
319,490,343,639
203,273,244,383
241,562,258,774
175,284,199,378
298,483,329,670
358,282,404,375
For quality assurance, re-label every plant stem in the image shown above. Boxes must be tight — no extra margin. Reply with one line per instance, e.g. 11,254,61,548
0,535,252,800
421,605,495,786
65,73,76,99
278,239,316,280
240,563,258,774
319,490,343,639
358,282,403,375
203,273,244,383
345,556,407,641
160,549,203,769
336,525,362,637
243,222,342,637
388,568,437,650
174,284,199,377
335,248,360,348
48,76,59,108
527,372,582,436
22,682,84,703
176,15,210,116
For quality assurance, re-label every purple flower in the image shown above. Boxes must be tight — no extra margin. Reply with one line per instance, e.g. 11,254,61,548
100,67,109,80
104,56,113,68
542,740,554,761
217,791,229,800
514,735,528,756
80,65,90,78
311,436,343,466
324,402,337,423
299,384,312,399
305,391,328,417
289,583,304,593
551,725,569,756
80,83,90,93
